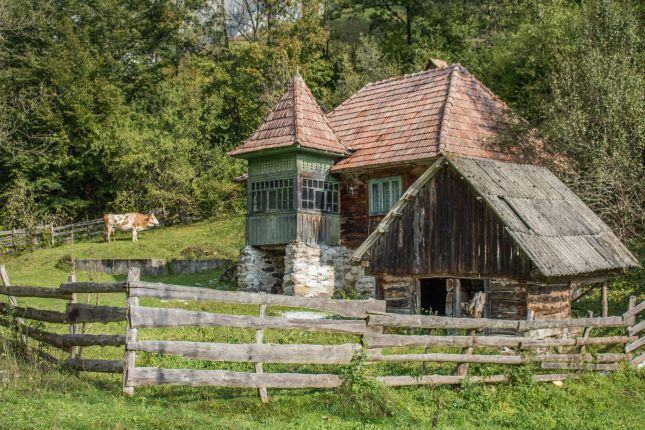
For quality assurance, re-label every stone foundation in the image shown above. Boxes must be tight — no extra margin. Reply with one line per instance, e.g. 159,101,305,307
236,241,375,298
236,245,285,293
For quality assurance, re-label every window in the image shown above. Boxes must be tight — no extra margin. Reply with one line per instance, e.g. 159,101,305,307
250,178,294,213
369,176,401,215
301,179,339,213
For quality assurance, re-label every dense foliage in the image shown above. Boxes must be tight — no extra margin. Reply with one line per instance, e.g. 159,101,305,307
1,0,642,242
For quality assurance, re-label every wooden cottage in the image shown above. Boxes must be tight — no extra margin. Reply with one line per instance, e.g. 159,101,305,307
228,61,638,320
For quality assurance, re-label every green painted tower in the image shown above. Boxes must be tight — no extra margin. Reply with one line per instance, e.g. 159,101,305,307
228,75,347,246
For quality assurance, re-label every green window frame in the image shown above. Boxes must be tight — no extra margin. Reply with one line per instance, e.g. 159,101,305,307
250,178,294,213
368,176,402,215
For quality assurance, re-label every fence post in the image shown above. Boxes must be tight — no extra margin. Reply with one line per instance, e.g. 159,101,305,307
255,303,269,403
123,267,140,396
50,224,55,247
0,265,28,344
67,272,80,359
579,310,593,354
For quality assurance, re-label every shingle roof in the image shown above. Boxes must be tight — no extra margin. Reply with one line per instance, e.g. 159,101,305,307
227,74,347,157
329,64,515,172
353,153,639,279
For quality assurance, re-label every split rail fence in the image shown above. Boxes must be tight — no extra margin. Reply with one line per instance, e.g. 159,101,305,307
0,265,643,402
0,219,105,252
0,210,202,254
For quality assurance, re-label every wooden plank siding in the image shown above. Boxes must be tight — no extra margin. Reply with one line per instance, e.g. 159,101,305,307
369,166,532,278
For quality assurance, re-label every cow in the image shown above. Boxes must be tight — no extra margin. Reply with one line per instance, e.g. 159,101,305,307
103,213,160,242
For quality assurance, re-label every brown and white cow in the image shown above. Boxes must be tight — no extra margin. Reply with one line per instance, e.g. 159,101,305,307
103,213,160,242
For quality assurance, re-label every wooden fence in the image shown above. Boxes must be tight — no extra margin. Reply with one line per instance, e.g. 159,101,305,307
0,219,105,252
0,265,127,372
0,266,643,403
0,210,201,254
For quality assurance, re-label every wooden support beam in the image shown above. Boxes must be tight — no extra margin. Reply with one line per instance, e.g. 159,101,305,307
601,282,608,318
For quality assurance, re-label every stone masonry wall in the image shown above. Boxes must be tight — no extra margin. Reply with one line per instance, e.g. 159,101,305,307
236,242,375,298
236,245,285,294
282,242,375,299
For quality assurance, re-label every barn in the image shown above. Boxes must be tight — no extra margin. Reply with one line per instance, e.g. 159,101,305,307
227,60,638,321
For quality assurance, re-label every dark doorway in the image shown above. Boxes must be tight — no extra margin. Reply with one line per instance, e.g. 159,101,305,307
420,278,447,315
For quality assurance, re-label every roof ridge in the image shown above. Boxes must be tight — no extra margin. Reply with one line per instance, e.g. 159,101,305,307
293,75,302,145
452,64,511,114
437,65,459,151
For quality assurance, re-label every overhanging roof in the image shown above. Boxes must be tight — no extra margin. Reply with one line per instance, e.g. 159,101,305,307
352,153,639,279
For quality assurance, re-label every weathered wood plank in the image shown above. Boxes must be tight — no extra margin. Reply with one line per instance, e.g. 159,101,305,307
129,281,385,318
628,319,645,337
62,333,126,347
519,316,625,331
126,368,343,388
376,373,575,387
0,286,72,300
0,302,67,323
255,304,268,403
625,337,644,353
59,282,127,294
623,301,645,318
0,317,66,349
367,313,626,331
66,303,127,323
63,359,124,373
367,313,519,330
130,306,373,333
0,266,28,344
364,334,633,349
366,350,626,364
129,341,360,364
541,362,618,371
123,268,140,396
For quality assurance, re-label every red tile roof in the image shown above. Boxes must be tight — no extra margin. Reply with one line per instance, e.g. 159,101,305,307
329,64,516,172
227,74,348,157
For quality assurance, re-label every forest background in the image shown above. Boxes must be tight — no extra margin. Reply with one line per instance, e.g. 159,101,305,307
1,0,642,246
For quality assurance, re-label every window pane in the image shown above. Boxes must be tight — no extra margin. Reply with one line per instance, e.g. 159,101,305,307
394,181,400,207
382,181,390,211
371,182,380,213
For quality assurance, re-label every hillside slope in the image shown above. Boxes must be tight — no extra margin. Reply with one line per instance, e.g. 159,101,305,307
0,216,245,286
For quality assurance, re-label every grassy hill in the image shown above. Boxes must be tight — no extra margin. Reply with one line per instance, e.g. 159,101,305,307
0,216,643,429
0,216,245,286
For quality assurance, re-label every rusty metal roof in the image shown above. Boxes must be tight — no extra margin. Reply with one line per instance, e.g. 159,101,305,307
353,153,638,279
329,64,515,172
227,74,348,157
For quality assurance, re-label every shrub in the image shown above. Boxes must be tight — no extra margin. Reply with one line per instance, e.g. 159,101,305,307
179,244,222,259
55,254,74,272
335,351,394,420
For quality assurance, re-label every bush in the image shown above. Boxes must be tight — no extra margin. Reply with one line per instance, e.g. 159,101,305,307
179,244,222,259
55,255,74,272
334,351,394,420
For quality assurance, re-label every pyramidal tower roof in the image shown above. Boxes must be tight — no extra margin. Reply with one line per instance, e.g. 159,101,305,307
228,74,347,157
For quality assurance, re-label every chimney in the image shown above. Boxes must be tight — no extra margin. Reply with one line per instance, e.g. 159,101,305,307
425,58,449,70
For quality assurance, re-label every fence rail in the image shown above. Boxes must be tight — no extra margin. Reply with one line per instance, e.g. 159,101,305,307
0,266,643,403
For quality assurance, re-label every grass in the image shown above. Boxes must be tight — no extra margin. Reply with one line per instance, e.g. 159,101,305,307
0,217,643,429
0,215,245,286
